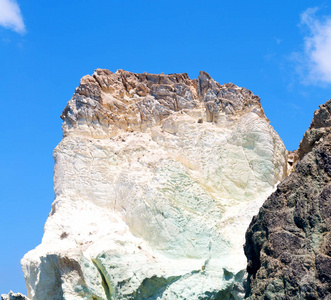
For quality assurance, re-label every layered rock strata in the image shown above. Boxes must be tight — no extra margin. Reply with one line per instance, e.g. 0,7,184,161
22,69,287,299
245,100,331,299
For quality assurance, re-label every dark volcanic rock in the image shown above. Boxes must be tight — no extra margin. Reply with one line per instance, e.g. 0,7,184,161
244,99,331,299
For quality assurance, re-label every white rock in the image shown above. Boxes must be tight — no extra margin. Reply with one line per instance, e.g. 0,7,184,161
22,70,287,299
1,291,29,300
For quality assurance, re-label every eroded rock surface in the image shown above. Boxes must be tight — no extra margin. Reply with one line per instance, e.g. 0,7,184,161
1,292,30,300
245,100,331,299
22,69,287,299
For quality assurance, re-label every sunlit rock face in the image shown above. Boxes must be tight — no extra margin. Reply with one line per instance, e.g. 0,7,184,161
22,69,287,300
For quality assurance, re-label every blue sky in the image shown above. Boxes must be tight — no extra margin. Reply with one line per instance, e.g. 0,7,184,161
1,0,331,295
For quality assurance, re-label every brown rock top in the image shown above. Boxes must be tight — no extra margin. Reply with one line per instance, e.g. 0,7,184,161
61,69,265,138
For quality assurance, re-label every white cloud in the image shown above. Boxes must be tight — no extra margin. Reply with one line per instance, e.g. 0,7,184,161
300,7,331,84
0,0,25,34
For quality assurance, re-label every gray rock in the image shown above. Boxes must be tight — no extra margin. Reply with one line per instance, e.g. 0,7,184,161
244,99,331,299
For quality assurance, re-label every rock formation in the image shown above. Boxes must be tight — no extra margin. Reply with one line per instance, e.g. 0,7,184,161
21,69,287,299
244,100,331,299
1,292,30,300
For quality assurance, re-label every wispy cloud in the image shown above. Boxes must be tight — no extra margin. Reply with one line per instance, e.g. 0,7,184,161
299,7,331,84
0,0,25,34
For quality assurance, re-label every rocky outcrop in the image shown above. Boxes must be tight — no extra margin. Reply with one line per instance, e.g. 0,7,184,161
22,69,287,299
244,100,331,299
1,292,30,300
60,69,265,138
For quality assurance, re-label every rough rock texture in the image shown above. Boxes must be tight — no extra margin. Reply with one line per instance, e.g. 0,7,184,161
244,100,331,299
22,69,287,300
1,292,30,300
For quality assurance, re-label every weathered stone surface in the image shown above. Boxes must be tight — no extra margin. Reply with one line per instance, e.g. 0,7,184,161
60,69,265,138
244,99,331,299
297,100,331,161
1,291,30,300
22,70,287,299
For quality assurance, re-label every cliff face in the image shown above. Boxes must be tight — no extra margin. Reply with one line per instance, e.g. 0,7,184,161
244,100,331,299
21,69,287,299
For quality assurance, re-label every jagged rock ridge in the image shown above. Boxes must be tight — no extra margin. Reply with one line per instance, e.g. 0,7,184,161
1,292,29,300
244,100,331,299
22,69,287,299
61,69,264,138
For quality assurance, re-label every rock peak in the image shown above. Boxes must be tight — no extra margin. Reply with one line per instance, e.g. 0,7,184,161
61,69,264,139
297,99,331,160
